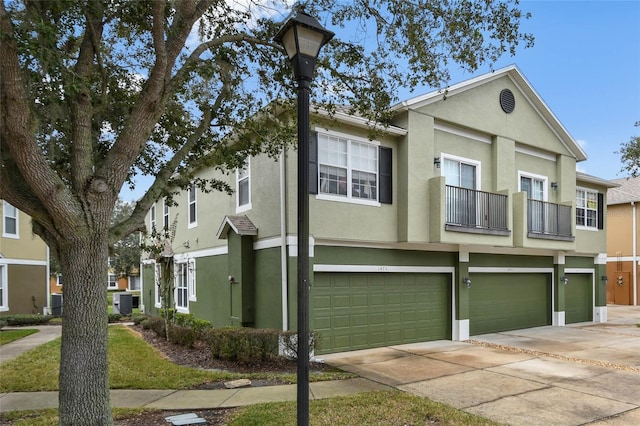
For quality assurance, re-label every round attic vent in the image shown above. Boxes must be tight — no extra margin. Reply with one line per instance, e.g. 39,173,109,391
499,89,515,113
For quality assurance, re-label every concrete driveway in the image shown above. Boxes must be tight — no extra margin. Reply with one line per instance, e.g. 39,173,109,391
321,305,640,426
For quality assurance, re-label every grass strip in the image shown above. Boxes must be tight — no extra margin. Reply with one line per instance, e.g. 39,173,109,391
229,390,501,425
0,329,39,345
0,325,350,392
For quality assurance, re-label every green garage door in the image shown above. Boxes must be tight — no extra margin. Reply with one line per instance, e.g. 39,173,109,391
312,273,451,354
565,274,593,324
470,273,551,335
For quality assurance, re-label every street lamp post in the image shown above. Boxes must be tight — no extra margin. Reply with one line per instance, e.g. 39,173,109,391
274,9,334,426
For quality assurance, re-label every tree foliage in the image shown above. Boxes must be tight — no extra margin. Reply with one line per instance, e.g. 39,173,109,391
0,0,533,424
618,121,640,177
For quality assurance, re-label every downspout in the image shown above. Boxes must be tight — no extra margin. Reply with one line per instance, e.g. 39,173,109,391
280,149,289,330
633,202,637,305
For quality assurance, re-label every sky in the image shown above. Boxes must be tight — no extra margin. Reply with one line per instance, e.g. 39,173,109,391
397,0,640,181
120,0,640,201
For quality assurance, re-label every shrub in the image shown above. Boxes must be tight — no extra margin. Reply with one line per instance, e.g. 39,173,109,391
167,324,198,347
130,313,148,325
0,318,7,329
1,314,52,326
108,313,123,323
204,327,280,363
145,316,166,337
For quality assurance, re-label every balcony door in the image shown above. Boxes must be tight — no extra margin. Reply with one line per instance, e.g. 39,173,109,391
444,157,478,226
520,175,546,233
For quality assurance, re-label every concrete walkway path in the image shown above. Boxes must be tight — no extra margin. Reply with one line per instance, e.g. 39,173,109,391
0,325,62,364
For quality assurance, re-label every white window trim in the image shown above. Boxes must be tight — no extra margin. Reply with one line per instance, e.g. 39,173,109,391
163,199,170,230
0,264,8,312
150,203,157,232
188,185,198,229
316,129,382,206
107,273,118,289
440,153,482,190
2,201,19,239
154,262,162,308
517,170,549,202
56,274,63,287
188,258,196,301
236,158,252,213
576,186,599,231
174,260,191,313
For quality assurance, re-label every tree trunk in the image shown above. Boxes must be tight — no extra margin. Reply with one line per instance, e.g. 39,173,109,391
57,233,112,425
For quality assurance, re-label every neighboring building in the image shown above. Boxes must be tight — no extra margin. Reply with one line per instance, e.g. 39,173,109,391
49,261,140,295
606,177,640,305
141,65,616,354
0,200,49,315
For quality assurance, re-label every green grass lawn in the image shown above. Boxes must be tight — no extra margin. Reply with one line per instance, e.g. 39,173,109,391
0,329,39,345
0,325,350,392
1,391,500,426
0,325,498,425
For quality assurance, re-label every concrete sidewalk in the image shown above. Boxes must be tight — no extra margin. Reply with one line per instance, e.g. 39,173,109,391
0,378,389,412
0,325,62,364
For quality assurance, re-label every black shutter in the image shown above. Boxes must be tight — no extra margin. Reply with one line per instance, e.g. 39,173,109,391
379,146,392,204
309,131,318,194
597,193,604,230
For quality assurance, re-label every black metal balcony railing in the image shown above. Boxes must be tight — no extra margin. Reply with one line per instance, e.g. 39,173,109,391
446,185,509,231
527,199,573,238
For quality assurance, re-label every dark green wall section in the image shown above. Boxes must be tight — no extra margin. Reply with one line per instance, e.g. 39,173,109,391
189,255,230,327
315,246,457,267
565,256,596,268
142,264,155,315
470,253,552,268
253,247,284,329
227,234,255,326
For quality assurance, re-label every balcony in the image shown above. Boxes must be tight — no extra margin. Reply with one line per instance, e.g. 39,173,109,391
444,185,510,236
527,199,575,241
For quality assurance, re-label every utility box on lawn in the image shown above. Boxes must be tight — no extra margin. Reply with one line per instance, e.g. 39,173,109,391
113,293,132,315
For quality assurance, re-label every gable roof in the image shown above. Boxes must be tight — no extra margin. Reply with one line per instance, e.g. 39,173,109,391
216,215,258,239
391,64,587,162
607,176,640,205
576,172,619,189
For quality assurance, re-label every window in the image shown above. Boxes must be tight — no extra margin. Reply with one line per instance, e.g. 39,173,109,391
0,264,7,311
318,133,379,202
175,259,195,311
2,201,19,238
56,274,63,287
128,275,140,291
519,175,546,201
443,156,479,189
576,188,600,229
236,159,251,212
150,203,156,232
163,199,170,230
188,185,197,228
108,273,118,289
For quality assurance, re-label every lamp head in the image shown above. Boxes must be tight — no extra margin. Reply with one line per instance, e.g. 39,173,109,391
274,8,335,82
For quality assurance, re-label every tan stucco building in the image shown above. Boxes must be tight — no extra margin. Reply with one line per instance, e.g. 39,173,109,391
606,177,640,305
1,200,49,315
